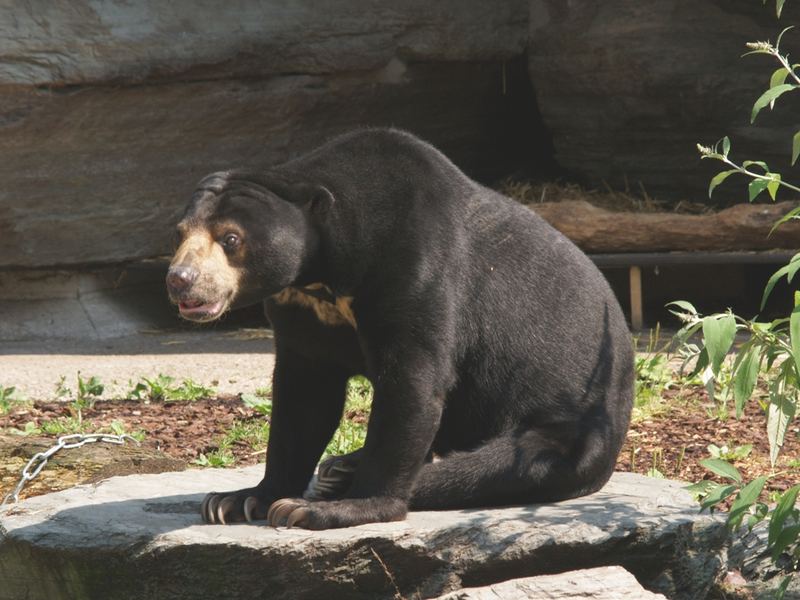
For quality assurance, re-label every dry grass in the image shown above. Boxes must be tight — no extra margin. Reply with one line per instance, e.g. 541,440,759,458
499,179,712,215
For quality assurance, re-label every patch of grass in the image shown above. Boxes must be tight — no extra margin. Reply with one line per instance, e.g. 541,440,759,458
325,375,373,457
633,327,674,422
40,416,86,435
222,420,270,452
127,374,215,402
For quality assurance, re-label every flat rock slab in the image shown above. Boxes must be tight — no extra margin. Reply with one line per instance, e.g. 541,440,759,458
0,468,726,600
434,565,667,599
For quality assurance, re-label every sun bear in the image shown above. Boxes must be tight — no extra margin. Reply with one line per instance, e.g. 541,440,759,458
166,128,634,530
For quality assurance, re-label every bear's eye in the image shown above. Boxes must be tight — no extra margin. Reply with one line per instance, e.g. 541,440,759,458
221,233,241,251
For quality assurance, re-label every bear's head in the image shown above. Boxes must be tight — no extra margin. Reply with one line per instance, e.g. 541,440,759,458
166,171,332,322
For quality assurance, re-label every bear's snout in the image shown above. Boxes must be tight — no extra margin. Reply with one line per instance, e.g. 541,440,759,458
166,265,199,298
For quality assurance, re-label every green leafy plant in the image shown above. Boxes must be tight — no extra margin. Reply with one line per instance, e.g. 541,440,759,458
70,373,105,424
684,5,800,593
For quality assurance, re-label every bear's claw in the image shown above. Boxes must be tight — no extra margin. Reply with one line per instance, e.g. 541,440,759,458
267,498,310,527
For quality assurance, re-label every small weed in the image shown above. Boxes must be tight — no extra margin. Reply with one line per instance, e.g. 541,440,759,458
107,419,146,442
70,373,105,424
241,390,272,416
646,448,666,479
54,376,71,399
77,374,104,402
0,386,27,415
194,449,235,468
7,421,41,436
127,375,215,402
707,443,753,462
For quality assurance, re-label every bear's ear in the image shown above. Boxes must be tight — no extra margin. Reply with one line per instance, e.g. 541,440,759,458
292,183,335,217
305,184,335,215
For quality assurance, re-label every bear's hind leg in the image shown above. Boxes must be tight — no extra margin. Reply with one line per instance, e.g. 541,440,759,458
410,424,617,510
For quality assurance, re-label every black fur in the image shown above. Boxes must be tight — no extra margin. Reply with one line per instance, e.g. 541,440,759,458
177,129,634,529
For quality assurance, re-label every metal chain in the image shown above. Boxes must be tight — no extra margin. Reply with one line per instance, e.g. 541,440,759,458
1,433,139,506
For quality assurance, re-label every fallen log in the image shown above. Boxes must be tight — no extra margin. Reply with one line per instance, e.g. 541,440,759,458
531,200,800,253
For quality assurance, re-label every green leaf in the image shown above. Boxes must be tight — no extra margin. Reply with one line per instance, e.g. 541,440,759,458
766,173,781,200
771,204,800,235
748,178,770,201
700,458,742,484
761,254,800,310
771,524,800,563
666,300,698,315
702,314,737,375
733,347,761,418
742,160,769,170
770,67,790,90
721,136,731,156
776,0,787,19
767,385,796,466
751,83,797,123
728,476,768,529
792,131,800,165
793,291,800,377
708,169,738,198
769,484,800,546
700,482,739,511
775,575,794,600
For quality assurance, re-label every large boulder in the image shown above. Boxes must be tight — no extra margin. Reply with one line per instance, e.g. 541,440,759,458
0,466,727,599
528,0,800,202
0,0,535,268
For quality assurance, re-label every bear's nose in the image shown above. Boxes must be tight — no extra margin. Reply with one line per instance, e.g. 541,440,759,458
166,266,198,295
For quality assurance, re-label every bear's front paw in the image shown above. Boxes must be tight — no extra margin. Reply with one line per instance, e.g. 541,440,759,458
200,488,270,524
267,496,408,530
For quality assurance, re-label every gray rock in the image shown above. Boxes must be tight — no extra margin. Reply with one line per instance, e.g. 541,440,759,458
0,468,727,600
434,566,667,599
528,0,800,202
727,522,800,599
0,0,532,268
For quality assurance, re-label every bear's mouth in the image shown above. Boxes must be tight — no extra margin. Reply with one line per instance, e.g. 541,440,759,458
178,298,227,322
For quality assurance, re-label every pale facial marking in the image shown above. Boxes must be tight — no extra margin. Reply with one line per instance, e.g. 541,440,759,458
170,229,243,322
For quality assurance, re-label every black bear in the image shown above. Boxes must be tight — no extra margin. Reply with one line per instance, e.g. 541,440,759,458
166,129,634,530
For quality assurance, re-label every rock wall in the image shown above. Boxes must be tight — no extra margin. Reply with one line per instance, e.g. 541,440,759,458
528,0,800,202
3,1,797,269
0,1,537,268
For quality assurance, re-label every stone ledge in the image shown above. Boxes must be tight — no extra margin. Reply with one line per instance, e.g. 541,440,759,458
0,467,726,600
434,566,667,599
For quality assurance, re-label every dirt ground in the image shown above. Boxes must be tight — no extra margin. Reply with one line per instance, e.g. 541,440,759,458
1,329,798,503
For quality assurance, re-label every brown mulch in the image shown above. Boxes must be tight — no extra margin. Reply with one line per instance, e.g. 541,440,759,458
1,384,798,498
618,386,800,494
0,396,267,467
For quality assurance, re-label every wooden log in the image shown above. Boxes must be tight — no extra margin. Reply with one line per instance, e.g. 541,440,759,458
531,200,800,253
